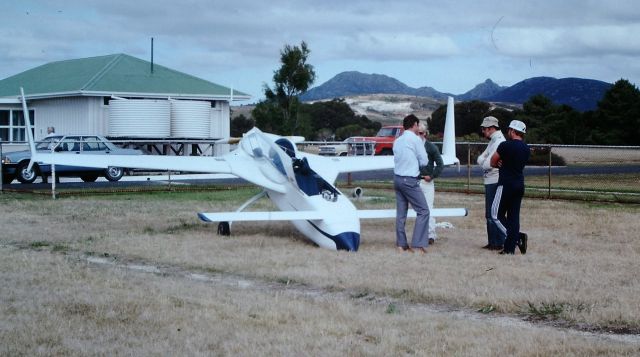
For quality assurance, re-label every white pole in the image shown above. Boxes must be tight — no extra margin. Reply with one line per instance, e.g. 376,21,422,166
0,142,4,192
20,88,38,172
51,147,56,199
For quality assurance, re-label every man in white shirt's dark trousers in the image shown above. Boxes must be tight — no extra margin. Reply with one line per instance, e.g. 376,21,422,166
393,115,430,254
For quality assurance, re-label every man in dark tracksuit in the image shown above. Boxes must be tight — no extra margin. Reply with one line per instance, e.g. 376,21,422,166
490,120,530,255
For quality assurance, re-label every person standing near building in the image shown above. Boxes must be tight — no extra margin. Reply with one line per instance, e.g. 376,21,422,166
418,123,444,245
477,116,506,250
46,126,56,137
393,114,430,254
490,120,530,255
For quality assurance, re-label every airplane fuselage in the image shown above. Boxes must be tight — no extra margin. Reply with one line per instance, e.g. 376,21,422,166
266,186,360,251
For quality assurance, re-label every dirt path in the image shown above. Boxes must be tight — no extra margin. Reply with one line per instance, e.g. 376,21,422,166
65,248,640,345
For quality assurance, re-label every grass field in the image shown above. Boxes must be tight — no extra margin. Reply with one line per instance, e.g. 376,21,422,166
1,187,639,356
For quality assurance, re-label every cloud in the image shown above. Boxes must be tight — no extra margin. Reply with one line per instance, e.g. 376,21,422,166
2,0,640,98
493,24,640,58
329,33,461,61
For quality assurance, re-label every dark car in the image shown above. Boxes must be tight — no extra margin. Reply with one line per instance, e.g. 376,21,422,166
1,135,143,184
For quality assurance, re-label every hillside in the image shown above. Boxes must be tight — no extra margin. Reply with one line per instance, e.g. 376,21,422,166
344,94,443,125
457,79,506,100
300,71,419,101
232,94,512,127
487,77,611,111
301,71,611,112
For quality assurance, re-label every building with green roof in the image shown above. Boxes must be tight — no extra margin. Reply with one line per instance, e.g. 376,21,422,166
0,54,250,144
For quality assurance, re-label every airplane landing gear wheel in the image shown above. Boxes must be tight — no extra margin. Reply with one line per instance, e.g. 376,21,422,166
217,222,230,236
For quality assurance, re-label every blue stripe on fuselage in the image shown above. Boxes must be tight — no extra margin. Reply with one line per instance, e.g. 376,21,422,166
308,221,360,251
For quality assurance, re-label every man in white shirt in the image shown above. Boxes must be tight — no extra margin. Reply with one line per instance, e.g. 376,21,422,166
393,115,430,254
476,116,506,250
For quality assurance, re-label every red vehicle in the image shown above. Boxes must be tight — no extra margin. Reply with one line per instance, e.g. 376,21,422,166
358,125,404,155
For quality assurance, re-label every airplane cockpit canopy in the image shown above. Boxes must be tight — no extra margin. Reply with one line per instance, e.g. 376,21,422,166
241,129,291,179
240,128,339,200
275,138,296,158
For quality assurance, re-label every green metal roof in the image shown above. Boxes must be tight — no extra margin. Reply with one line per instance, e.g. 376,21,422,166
0,53,250,100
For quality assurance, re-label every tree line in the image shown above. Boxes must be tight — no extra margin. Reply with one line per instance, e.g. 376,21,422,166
429,79,640,146
234,42,639,146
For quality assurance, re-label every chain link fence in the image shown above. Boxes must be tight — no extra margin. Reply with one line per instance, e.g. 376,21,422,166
434,143,640,204
3,140,640,203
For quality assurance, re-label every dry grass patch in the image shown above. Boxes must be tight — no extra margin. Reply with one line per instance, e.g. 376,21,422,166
1,188,639,335
1,247,638,356
553,147,640,165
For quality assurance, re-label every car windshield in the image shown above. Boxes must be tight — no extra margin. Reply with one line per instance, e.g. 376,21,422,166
35,136,62,150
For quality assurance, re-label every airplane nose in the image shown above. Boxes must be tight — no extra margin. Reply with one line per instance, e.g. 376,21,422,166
333,232,360,251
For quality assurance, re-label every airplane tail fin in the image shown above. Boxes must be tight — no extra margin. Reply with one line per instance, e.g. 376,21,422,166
441,96,459,167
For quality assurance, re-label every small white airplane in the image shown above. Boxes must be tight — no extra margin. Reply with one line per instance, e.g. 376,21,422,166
21,89,466,251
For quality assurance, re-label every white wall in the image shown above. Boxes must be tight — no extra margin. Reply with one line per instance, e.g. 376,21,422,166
210,100,231,155
31,97,107,139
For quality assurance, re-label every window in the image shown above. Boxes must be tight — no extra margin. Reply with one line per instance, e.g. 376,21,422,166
0,109,35,142
63,136,81,152
82,136,107,151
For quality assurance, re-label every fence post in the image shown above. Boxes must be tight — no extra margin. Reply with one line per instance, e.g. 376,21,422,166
467,143,471,194
0,143,3,193
547,145,552,199
51,146,56,200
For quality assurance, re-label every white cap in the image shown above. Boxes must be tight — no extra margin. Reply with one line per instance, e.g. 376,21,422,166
480,116,499,128
509,120,526,133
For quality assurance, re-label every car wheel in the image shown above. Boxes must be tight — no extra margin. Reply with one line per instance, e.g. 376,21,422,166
16,161,39,184
80,174,98,182
2,174,15,184
104,167,124,182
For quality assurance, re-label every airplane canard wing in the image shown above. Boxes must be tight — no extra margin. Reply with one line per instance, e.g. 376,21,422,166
198,207,468,224
198,210,326,222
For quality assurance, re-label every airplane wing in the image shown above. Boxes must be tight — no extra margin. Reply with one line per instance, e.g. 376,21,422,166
32,151,230,173
30,151,288,193
301,151,459,184
198,210,326,222
357,208,468,219
301,154,394,183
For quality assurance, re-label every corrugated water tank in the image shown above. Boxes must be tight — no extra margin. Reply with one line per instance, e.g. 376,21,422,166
171,100,211,138
109,99,170,137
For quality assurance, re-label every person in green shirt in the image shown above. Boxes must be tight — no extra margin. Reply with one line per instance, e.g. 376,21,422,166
418,123,444,244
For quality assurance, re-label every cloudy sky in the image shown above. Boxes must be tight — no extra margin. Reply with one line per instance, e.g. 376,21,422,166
2,0,639,102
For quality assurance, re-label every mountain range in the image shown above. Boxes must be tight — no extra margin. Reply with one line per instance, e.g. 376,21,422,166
300,71,612,111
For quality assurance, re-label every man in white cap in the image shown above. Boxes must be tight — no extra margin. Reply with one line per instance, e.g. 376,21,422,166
490,120,530,255
477,116,506,250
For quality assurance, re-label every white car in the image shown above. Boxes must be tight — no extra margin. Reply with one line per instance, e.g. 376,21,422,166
318,139,349,156
2,135,143,184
